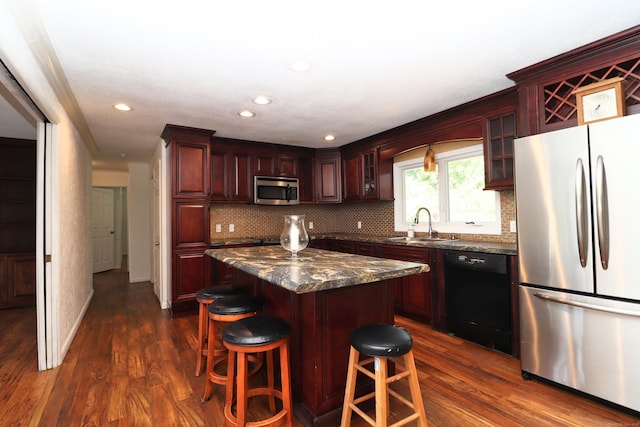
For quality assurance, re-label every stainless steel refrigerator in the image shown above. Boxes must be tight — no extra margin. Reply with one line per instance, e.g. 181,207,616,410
514,113,640,413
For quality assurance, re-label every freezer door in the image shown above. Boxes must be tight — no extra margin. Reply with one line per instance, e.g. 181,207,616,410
588,114,640,300
520,285,640,413
514,126,594,293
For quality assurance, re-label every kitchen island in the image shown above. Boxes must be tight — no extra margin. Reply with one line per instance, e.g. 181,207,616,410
205,245,430,427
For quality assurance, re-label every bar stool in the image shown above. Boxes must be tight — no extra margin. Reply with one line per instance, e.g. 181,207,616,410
195,285,240,376
341,323,428,427
201,294,263,403
222,314,293,427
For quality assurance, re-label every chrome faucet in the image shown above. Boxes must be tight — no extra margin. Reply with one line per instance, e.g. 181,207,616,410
414,207,434,237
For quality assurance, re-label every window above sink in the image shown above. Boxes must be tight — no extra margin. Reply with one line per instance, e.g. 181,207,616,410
393,142,501,236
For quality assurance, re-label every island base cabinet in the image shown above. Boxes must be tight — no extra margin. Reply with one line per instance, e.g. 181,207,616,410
234,269,394,426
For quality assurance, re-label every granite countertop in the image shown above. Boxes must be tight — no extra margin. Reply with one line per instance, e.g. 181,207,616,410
211,234,517,255
205,245,430,294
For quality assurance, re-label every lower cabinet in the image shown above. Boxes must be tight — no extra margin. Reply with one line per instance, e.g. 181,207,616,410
171,250,210,314
377,244,432,323
0,253,36,309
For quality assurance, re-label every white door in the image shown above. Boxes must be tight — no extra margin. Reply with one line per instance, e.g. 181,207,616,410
91,187,115,273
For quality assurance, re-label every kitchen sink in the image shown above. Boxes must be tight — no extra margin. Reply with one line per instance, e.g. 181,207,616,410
386,236,452,243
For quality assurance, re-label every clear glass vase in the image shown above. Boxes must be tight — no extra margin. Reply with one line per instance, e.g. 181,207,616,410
280,214,309,258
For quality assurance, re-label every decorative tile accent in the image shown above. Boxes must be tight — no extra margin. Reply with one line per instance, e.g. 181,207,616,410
210,190,517,244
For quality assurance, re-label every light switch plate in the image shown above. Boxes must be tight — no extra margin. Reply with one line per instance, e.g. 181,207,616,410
510,220,517,232
216,224,222,233
308,221,314,229
229,224,235,232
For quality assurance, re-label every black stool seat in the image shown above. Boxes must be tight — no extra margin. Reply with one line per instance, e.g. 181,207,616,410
196,285,239,301
209,295,263,316
223,315,291,346
351,324,413,358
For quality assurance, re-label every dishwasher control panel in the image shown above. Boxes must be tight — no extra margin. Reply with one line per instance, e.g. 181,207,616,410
444,250,507,274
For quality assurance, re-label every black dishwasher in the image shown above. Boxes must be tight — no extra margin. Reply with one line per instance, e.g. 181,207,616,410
444,250,511,354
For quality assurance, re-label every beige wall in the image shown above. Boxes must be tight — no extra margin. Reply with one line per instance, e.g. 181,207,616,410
1,2,94,367
127,162,152,282
92,168,128,187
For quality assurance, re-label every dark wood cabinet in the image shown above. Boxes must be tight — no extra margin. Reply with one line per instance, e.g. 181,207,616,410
484,112,516,190
210,136,314,203
0,137,36,310
162,127,211,199
313,238,434,323
333,240,357,254
341,146,392,202
0,253,36,309
253,148,306,178
253,152,276,176
210,138,252,203
163,125,215,315
341,151,361,202
377,244,432,323
315,149,341,203
172,201,210,249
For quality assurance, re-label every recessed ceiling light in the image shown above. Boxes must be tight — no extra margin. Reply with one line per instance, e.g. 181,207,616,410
324,134,335,141
290,60,311,72
252,95,272,105
238,110,256,117
113,103,132,111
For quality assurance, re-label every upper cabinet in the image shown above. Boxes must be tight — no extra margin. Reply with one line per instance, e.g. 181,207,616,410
162,125,213,199
315,149,342,203
210,137,252,203
484,111,516,190
253,146,312,178
209,136,314,203
341,146,393,202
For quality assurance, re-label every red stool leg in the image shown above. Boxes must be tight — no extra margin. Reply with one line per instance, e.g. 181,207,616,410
279,337,293,426
237,350,249,427
201,315,217,402
195,299,209,376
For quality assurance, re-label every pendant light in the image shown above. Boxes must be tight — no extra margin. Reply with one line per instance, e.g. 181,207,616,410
423,145,436,172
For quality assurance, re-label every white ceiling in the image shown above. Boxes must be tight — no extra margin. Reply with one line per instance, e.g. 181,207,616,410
2,1,640,170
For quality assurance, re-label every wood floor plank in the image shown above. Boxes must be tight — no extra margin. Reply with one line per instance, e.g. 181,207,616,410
2,259,639,426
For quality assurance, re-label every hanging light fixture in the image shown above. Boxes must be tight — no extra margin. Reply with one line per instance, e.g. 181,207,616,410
423,145,436,172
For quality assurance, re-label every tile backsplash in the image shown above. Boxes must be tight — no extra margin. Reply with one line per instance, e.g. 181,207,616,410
210,190,516,244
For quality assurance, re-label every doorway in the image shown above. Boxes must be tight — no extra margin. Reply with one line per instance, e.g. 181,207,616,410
0,65,42,368
91,186,128,273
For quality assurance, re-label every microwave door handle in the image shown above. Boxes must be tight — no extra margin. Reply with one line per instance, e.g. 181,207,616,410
285,184,291,202
575,158,588,268
595,155,610,270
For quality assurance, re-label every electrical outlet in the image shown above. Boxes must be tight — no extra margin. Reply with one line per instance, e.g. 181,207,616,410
229,224,235,232
308,221,314,230
510,220,517,233
215,224,222,233
357,221,362,229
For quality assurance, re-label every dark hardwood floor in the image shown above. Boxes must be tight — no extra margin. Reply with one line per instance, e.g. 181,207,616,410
1,262,639,426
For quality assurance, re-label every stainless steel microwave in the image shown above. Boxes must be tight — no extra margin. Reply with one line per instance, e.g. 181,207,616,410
254,176,299,205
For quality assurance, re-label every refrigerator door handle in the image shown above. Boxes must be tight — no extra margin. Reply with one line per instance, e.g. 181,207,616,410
575,158,588,267
595,155,610,269
534,292,640,317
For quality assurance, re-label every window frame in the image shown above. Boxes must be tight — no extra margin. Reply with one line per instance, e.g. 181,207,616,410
393,144,501,235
